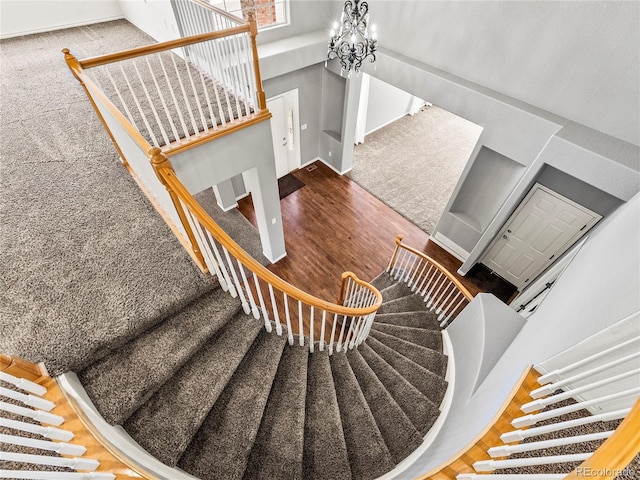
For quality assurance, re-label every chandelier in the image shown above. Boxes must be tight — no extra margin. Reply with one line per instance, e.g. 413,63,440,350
327,0,377,74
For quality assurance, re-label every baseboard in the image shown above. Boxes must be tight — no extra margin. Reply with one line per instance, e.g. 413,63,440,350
0,15,125,40
431,232,469,262
315,157,351,176
265,250,287,264
217,201,239,212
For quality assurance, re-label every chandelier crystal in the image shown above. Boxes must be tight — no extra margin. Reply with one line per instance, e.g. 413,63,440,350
327,0,377,74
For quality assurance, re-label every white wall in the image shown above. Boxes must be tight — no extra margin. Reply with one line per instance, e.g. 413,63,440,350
0,0,123,39
366,1,640,146
364,75,417,135
117,0,179,43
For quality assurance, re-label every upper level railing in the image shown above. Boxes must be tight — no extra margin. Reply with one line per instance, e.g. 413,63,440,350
387,235,473,327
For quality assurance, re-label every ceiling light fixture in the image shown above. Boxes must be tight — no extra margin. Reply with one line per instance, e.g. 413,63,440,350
327,0,377,74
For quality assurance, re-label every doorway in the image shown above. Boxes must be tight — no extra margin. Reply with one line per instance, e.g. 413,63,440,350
267,89,301,179
481,184,602,289
349,74,482,235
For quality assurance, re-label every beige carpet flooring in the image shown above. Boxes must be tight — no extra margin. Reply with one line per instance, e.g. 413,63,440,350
350,105,482,234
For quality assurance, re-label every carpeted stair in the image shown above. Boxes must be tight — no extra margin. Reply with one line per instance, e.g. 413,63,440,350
70,270,449,480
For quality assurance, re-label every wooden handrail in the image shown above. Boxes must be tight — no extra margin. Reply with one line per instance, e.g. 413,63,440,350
394,235,473,301
564,397,640,480
155,164,383,317
78,26,250,69
415,366,539,479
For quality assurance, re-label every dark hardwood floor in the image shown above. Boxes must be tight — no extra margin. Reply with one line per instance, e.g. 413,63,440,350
238,161,516,305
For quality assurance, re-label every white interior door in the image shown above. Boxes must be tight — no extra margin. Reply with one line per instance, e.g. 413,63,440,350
267,89,300,179
482,184,601,289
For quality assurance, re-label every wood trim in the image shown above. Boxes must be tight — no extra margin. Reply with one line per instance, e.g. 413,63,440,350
158,168,383,316
247,12,267,111
149,148,207,271
564,397,640,480
338,271,384,306
162,111,272,156
78,27,250,69
415,366,540,479
0,354,49,385
43,377,146,479
396,236,474,301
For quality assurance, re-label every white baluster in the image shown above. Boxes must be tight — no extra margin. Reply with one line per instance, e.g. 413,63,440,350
0,472,116,480
530,352,640,399
181,203,228,291
430,277,451,310
329,313,339,354
393,249,409,280
182,55,211,134
0,433,86,456
0,372,46,396
145,56,181,144
0,452,99,471
223,245,251,314
252,275,271,333
268,284,283,335
117,63,159,147
488,430,612,458
0,418,73,442
537,336,640,385
158,55,192,140
512,387,640,428
298,301,304,346
309,306,315,353
416,264,435,296
473,453,591,472
0,402,63,426
424,272,444,307
241,34,258,109
101,67,139,131
501,407,630,443
522,367,640,413
436,285,457,315
402,254,418,284
169,54,201,137
440,293,466,326
205,230,237,296
0,387,54,411
132,60,171,146
237,259,259,318
283,293,294,345
319,310,327,351
408,258,426,289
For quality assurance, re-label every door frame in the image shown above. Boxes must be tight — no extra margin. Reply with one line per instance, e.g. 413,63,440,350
266,88,301,178
481,183,602,290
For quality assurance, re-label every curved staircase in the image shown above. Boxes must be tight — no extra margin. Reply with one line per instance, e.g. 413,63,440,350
73,270,449,480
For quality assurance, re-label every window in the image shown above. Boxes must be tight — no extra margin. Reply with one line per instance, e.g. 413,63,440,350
209,0,288,29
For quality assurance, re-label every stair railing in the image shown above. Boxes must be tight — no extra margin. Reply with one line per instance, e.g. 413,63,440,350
387,235,473,327
62,4,271,274
0,355,137,480
151,150,382,353
415,320,640,479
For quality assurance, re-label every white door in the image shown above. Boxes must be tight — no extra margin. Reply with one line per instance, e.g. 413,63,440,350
267,89,300,179
482,184,601,289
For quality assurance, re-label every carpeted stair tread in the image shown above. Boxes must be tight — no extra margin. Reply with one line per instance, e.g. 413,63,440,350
78,288,240,425
367,336,448,406
375,311,441,330
330,352,394,480
359,344,440,435
369,271,398,291
243,344,309,480
379,281,414,303
346,350,424,464
177,331,287,480
122,313,263,466
369,330,447,376
303,350,351,480
371,323,443,351
377,294,427,315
